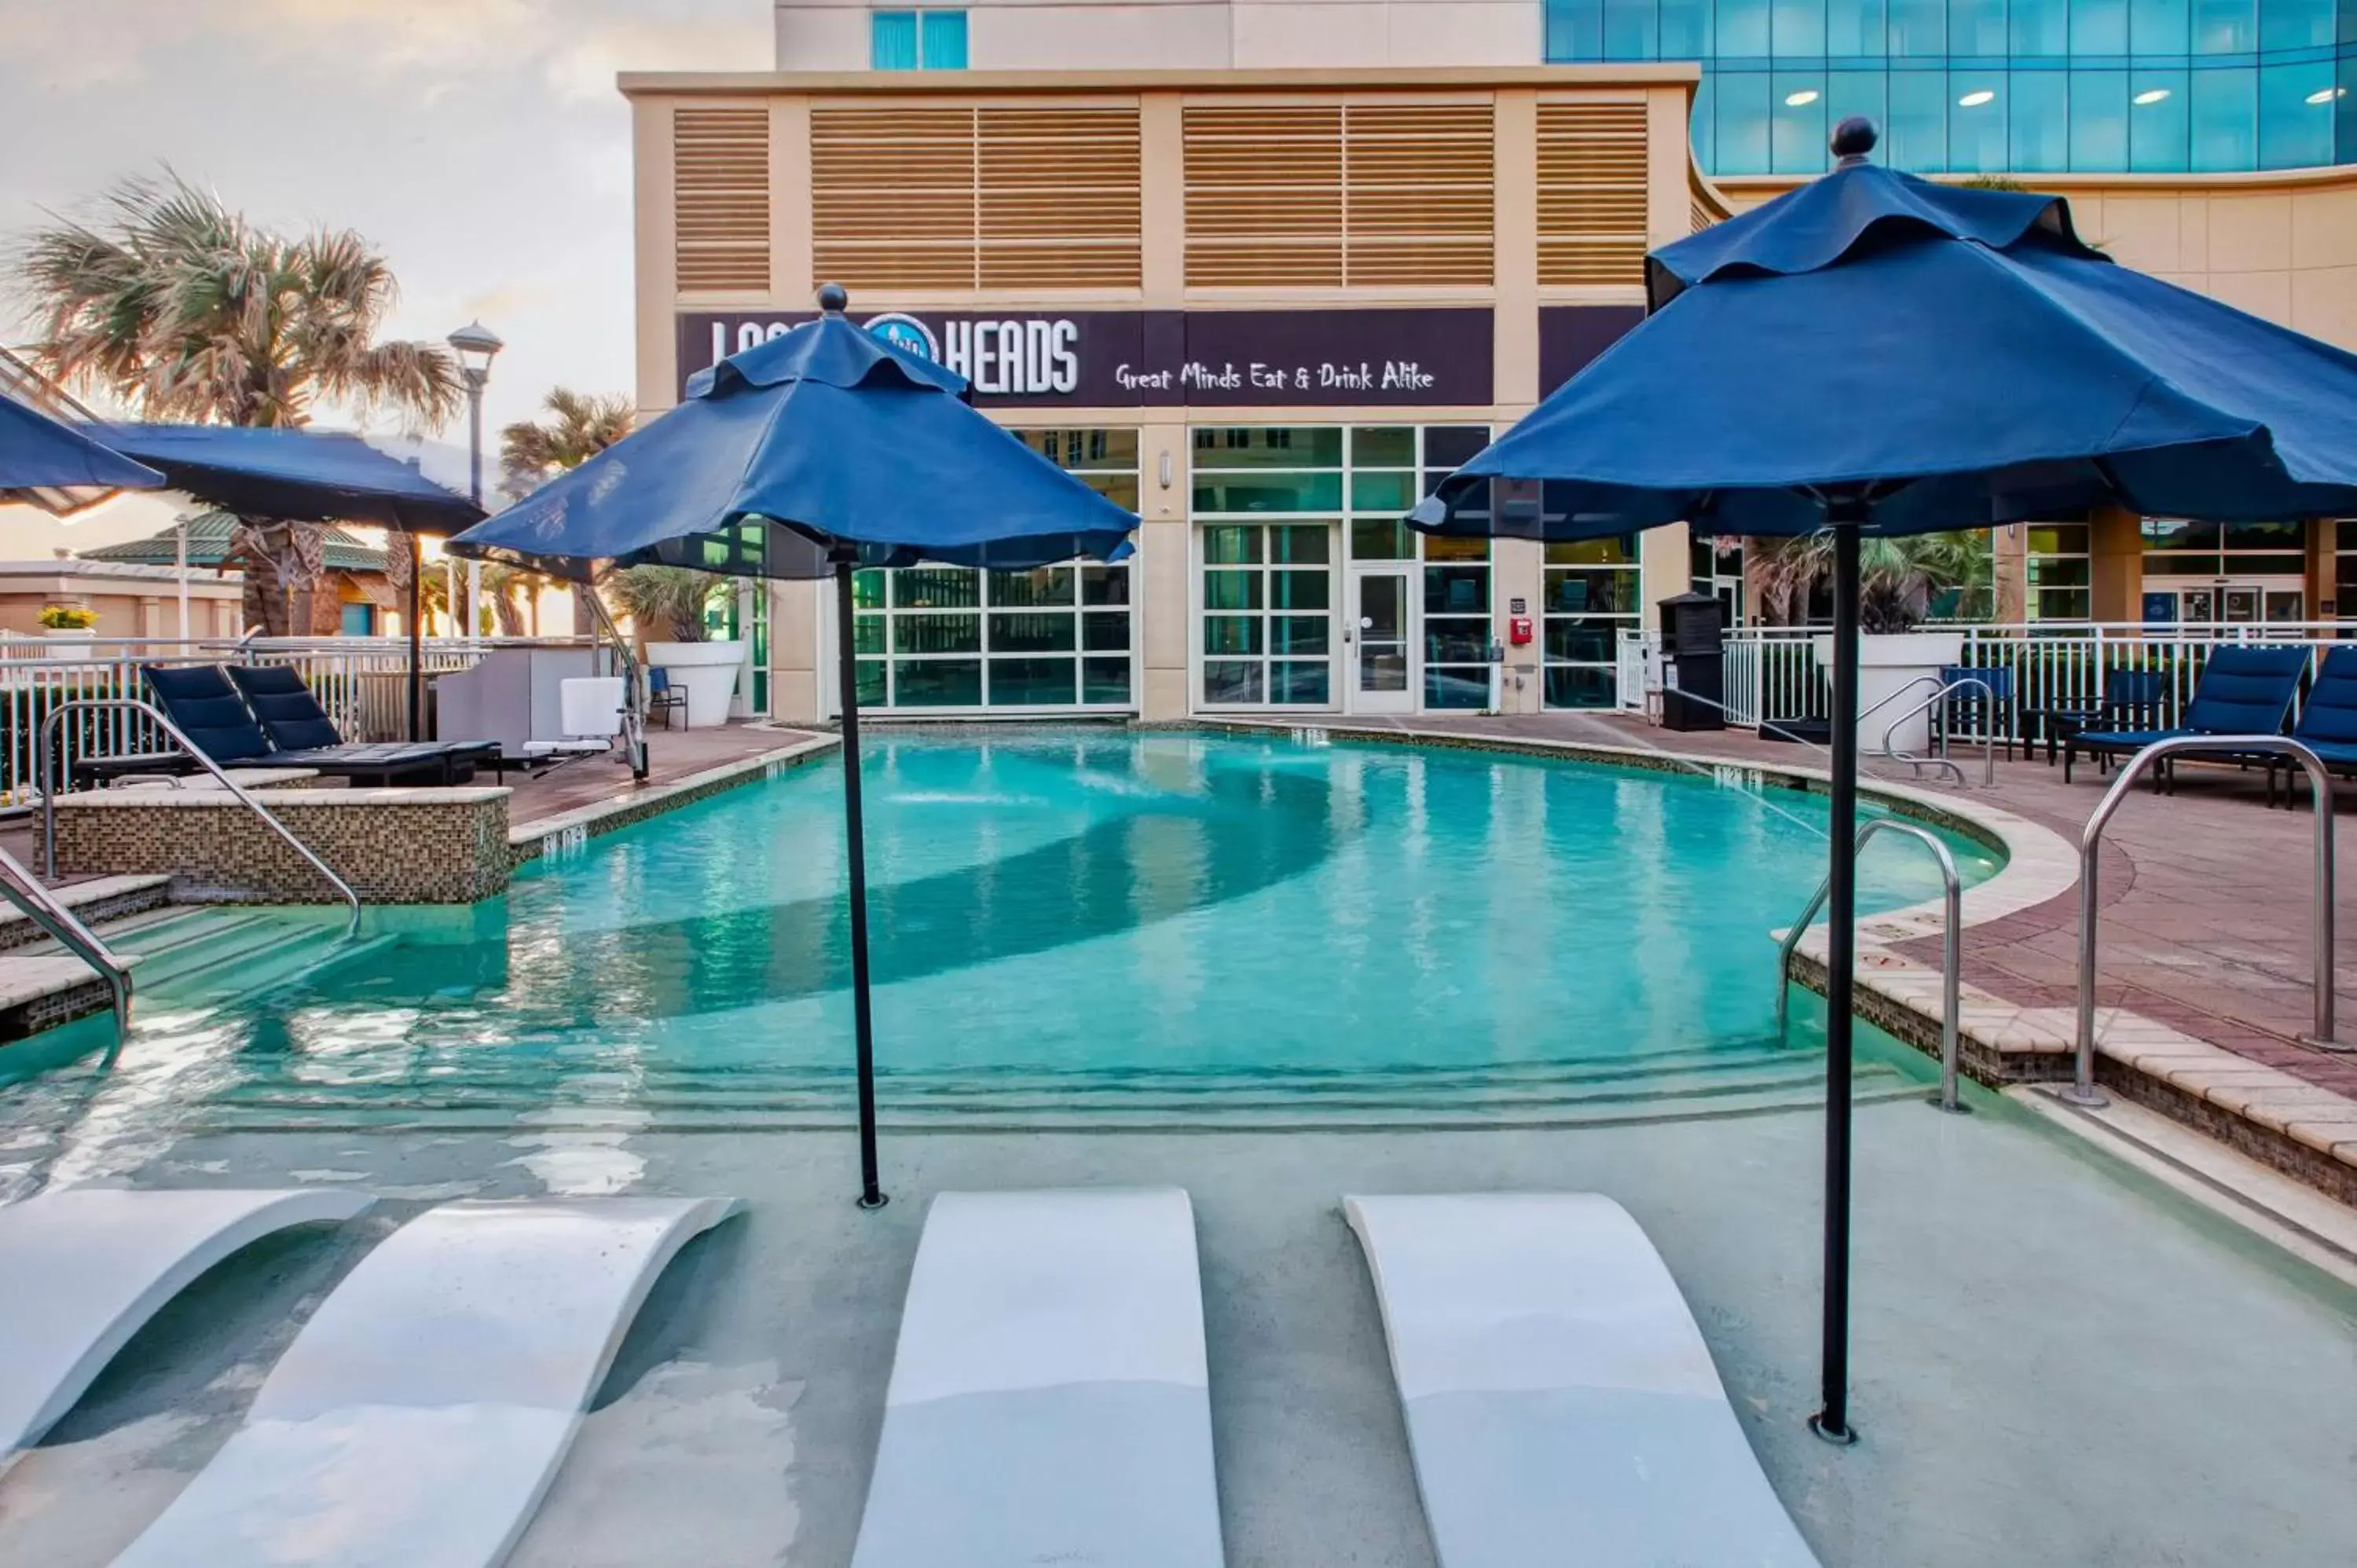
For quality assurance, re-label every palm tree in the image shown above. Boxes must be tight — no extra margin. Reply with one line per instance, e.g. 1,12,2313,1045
1750,530,1994,633
500,388,636,634
13,171,461,635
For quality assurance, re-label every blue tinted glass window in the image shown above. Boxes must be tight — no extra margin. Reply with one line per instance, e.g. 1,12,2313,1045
2260,0,2333,46
2071,0,2131,46
2071,68,2132,164
2130,68,2193,166
1827,66,1890,134
871,11,918,68
2132,0,2193,49
1717,69,1774,172
1691,71,1717,167
1773,0,1828,51
1605,0,1663,55
919,9,968,67
1718,0,1773,51
2341,55,2357,163
1545,0,1607,57
1951,0,2010,51
2193,0,2258,48
1827,0,1888,52
2014,0,2073,49
1773,71,1833,167
2192,64,2258,167
1887,0,1948,52
1662,0,1712,53
2260,60,2338,163
1951,73,2011,168
2011,68,2073,166
1887,67,1952,164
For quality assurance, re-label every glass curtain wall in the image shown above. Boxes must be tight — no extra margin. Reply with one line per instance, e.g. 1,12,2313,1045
2025,522,2093,620
851,429,1137,710
1544,537,1643,706
1193,427,1494,710
1547,0,2355,174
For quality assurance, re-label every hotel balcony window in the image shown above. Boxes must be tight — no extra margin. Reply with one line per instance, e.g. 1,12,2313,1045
2025,523,2092,621
871,10,969,71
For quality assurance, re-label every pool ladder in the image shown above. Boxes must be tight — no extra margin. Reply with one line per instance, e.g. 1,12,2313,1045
1778,818,1967,1113
1866,675,2001,789
0,842,133,1038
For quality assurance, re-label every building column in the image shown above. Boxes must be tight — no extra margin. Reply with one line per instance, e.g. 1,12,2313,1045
2088,505,2144,623
1640,523,1692,621
770,577,821,724
2307,518,2337,620
1494,537,1544,713
1992,522,2029,623
1138,418,1190,720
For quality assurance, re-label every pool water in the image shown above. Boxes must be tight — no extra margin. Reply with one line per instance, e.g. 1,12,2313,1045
0,732,1998,1148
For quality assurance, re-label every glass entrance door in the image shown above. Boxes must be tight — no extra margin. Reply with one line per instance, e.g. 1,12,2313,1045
1349,570,1414,714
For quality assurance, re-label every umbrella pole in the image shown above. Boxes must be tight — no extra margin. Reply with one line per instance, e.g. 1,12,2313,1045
407,532,425,742
835,560,887,1211
1812,518,1862,1446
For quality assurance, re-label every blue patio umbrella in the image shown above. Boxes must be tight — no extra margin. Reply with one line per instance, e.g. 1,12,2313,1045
449,284,1137,1208
0,394,163,493
1413,119,2357,1443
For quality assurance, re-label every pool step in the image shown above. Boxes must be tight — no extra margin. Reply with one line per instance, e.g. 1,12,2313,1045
182,1046,1919,1134
14,906,390,1009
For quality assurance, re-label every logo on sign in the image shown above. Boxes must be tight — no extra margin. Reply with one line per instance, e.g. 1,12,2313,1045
863,312,940,362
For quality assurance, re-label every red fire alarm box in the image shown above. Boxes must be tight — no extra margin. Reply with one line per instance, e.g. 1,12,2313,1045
1508,615,1534,645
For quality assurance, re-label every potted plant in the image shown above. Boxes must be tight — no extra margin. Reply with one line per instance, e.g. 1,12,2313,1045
38,603,99,660
1754,532,1991,752
603,566,742,727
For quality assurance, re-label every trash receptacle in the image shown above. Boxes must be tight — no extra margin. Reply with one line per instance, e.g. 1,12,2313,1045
1657,592,1726,731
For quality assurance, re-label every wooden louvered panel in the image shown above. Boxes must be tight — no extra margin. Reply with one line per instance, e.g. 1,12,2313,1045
810,104,1141,291
1184,101,1490,287
1535,101,1650,286
1184,242,1345,288
674,107,769,292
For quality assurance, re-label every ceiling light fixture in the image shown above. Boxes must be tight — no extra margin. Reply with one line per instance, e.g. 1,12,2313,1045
1958,90,1996,108
2133,88,2172,105
1785,90,1820,107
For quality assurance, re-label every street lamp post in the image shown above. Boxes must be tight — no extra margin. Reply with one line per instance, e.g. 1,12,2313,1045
446,321,504,639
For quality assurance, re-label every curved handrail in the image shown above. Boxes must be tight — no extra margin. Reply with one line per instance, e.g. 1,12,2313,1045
0,843,132,1038
1777,818,1967,1113
38,698,363,937
579,590,650,782
1880,676,1999,788
2067,735,2343,1107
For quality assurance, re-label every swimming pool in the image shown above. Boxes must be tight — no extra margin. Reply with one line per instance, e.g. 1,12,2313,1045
0,731,1998,1150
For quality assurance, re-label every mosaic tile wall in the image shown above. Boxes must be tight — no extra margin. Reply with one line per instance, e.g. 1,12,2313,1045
55,790,513,904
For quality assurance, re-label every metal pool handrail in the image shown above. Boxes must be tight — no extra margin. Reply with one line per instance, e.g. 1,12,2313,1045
2067,735,2344,1108
0,841,133,1038
1880,676,2000,788
38,698,362,937
1778,818,1967,1113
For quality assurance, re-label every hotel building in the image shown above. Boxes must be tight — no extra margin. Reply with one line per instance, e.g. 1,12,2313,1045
623,3,2357,724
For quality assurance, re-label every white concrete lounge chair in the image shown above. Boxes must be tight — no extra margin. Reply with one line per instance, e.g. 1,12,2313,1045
1345,1192,1821,1568
849,1188,1225,1568
113,1195,742,1568
0,1186,376,1467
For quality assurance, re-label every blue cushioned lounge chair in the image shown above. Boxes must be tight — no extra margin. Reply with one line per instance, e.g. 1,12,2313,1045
139,665,491,786
2256,644,2357,807
225,665,500,781
2062,645,2310,786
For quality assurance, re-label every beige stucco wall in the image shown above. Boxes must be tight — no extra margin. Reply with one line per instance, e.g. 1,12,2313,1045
773,1,1536,71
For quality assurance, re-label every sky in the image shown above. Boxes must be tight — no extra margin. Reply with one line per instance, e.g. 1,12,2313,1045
2,0,773,452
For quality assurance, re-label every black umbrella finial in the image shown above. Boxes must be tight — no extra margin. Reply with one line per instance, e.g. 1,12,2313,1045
816,281,849,315
1831,116,1879,167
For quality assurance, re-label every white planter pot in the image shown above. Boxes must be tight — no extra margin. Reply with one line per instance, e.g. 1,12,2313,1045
42,628,96,661
645,639,745,728
1812,631,1966,753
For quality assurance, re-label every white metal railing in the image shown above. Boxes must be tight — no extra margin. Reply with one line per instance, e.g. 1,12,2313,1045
1622,621,2357,742
0,636,598,805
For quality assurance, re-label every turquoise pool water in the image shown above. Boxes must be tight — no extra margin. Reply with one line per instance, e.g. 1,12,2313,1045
2,732,2000,1134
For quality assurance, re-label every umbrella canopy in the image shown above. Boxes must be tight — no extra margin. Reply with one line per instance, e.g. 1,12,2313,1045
1409,117,2357,1449
1,394,163,493
90,423,486,533
445,288,1135,581
1414,122,2357,540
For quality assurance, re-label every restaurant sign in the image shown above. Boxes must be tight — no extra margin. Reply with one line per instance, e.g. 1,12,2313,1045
676,308,1494,408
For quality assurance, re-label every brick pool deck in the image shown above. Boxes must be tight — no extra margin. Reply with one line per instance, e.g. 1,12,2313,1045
1400,709,2357,1104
